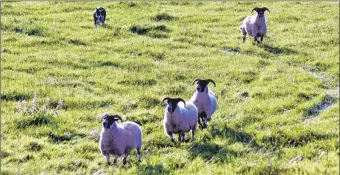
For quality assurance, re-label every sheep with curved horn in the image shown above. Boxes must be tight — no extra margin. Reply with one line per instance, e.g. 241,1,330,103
99,114,142,165
240,7,270,44
189,78,218,129
162,97,198,144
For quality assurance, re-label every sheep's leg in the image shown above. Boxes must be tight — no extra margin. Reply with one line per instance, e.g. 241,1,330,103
260,34,264,43
113,154,119,165
181,133,185,142
242,30,247,43
167,132,175,143
198,116,203,129
240,26,247,42
203,119,207,129
254,36,258,44
254,33,261,44
203,115,211,129
122,153,129,165
105,154,111,165
198,112,206,129
191,127,196,141
136,147,141,162
178,133,181,142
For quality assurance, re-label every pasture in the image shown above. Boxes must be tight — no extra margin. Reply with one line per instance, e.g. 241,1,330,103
1,1,339,174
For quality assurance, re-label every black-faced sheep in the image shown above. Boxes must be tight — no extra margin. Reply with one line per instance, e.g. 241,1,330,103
240,7,270,43
162,97,198,143
99,114,142,165
189,78,217,129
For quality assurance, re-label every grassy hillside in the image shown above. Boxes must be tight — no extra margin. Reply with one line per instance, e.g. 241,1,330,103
1,1,339,174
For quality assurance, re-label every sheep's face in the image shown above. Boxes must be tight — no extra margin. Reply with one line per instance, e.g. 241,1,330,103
166,101,180,113
196,80,210,93
252,7,270,18
162,97,186,113
95,7,106,16
192,78,216,93
102,115,115,129
101,114,123,129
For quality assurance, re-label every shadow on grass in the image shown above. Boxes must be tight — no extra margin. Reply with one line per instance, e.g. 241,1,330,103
306,94,337,117
186,125,261,163
1,93,29,101
137,164,170,175
259,44,297,55
224,126,260,148
187,142,237,163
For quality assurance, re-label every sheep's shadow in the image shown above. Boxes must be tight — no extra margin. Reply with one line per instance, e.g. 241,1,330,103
259,43,297,55
223,126,260,148
137,163,170,175
186,126,260,164
187,142,237,164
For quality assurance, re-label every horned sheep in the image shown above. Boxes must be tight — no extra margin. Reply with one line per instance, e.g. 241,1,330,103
99,114,142,165
189,78,217,129
239,7,270,43
162,97,198,143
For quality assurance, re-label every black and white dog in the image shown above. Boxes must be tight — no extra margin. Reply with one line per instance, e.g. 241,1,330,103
93,7,106,29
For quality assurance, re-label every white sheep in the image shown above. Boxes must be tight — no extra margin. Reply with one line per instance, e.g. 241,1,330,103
239,7,270,43
189,78,217,129
162,97,198,143
99,114,142,165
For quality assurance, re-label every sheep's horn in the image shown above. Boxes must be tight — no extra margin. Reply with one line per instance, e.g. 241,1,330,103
176,98,186,107
263,7,270,13
206,79,216,87
251,7,259,13
112,115,123,122
191,78,201,85
161,97,171,104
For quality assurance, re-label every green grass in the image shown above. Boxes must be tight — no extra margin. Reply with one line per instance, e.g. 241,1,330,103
1,1,339,174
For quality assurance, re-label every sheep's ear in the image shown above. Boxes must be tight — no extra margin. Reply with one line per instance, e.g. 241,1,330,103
263,7,270,13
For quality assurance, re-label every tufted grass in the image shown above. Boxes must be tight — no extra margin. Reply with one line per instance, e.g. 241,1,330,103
1,1,339,175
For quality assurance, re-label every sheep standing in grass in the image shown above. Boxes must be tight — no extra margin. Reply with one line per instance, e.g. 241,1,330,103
162,97,198,143
239,7,270,44
99,114,142,165
189,78,217,129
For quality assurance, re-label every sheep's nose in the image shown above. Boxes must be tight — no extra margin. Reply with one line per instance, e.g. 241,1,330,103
167,107,172,112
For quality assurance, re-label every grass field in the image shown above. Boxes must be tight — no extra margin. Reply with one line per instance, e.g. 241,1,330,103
1,1,339,174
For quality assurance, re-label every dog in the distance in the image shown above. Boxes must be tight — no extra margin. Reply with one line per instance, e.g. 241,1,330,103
93,7,106,29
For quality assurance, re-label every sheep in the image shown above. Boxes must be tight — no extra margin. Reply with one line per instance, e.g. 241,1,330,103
189,78,217,129
239,7,270,44
99,114,142,165
161,97,198,144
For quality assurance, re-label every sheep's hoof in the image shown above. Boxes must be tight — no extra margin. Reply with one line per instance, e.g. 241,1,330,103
106,161,111,166
123,160,127,165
